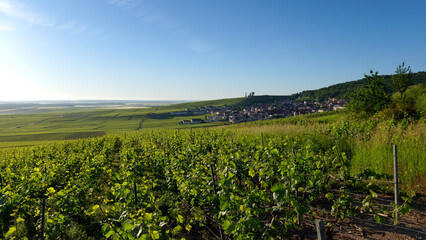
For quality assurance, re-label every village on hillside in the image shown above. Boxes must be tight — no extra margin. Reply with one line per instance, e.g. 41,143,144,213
175,97,347,125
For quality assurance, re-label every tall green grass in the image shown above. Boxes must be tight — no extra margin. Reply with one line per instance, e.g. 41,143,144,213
350,122,425,193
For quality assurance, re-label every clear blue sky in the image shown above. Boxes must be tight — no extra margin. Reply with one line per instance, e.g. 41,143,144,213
1,0,425,101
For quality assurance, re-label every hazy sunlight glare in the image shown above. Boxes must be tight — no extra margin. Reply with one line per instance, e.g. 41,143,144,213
0,69,41,101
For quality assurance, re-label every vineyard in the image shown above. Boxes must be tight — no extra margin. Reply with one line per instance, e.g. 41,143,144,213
0,120,423,239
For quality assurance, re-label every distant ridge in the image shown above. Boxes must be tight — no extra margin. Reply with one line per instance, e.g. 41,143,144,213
293,71,426,102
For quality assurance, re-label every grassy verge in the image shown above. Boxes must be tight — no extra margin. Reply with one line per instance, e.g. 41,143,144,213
350,122,425,193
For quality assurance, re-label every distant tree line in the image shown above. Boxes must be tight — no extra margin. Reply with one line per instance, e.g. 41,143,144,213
292,71,426,102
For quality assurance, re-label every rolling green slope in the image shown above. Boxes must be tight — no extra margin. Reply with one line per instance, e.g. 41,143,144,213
157,97,246,110
158,95,293,111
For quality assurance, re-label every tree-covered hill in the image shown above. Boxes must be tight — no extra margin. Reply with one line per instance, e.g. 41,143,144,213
293,71,426,102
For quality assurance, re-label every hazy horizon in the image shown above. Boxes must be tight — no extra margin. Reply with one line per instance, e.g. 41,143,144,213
0,99,195,103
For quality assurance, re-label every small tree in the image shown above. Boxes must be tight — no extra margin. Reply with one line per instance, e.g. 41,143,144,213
392,62,412,99
348,70,391,115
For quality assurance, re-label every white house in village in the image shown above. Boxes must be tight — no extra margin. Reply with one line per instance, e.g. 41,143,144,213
333,105,345,110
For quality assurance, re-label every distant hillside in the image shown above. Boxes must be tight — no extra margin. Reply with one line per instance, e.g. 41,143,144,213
158,97,246,110
293,71,426,102
158,95,294,111
158,71,426,110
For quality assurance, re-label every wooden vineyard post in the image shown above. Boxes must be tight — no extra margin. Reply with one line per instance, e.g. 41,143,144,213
0,173,2,189
41,198,46,240
393,145,399,223
261,133,264,148
316,219,326,240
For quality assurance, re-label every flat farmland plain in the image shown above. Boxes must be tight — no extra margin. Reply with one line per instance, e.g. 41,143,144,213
0,106,225,147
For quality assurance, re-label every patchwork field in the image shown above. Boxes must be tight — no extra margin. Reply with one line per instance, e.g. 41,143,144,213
0,106,227,147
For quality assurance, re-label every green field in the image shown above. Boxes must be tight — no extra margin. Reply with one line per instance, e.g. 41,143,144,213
0,106,229,147
0,94,322,147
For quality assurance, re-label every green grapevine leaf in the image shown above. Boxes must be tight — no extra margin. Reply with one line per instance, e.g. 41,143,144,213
177,214,184,224
222,220,236,234
271,182,285,192
4,227,16,238
123,222,135,231
172,225,182,235
151,230,160,239
105,230,115,238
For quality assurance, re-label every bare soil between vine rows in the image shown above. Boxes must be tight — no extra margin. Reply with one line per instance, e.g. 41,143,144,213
290,195,425,240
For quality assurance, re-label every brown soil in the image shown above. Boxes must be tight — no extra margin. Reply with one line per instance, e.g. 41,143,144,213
290,196,425,240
